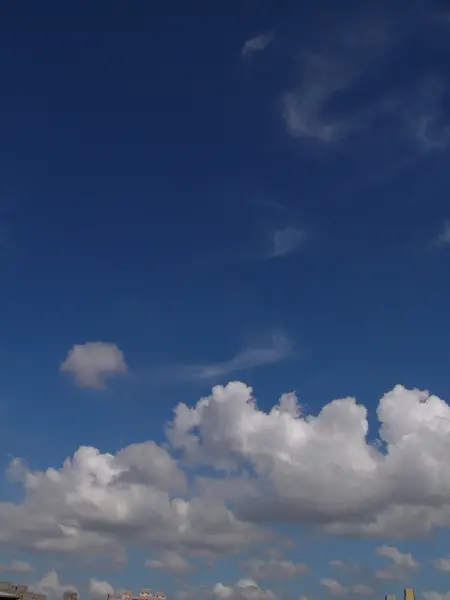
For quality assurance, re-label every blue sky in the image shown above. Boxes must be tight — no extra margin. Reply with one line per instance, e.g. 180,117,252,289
1,1,450,600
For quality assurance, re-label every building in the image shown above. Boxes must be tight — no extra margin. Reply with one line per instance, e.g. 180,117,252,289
0,582,45,600
107,590,166,600
63,593,77,600
404,589,415,600
385,595,396,600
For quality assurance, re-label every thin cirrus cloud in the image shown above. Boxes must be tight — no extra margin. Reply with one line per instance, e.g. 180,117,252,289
160,332,294,382
270,226,307,258
279,8,450,154
432,220,450,248
60,341,128,389
241,31,274,58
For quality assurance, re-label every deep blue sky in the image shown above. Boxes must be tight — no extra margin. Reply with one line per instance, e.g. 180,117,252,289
1,1,450,599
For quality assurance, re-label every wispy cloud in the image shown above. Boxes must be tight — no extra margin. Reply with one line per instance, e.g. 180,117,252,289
242,31,274,58
375,545,419,581
432,220,450,249
270,226,307,258
0,559,34,573
160,332,294,382
282,15,394,144
280,8,450,154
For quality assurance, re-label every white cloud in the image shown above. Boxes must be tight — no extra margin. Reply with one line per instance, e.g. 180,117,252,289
241,557,309,580
270,227,307,258
32,571,77,600
0,439,264,558
146,550,194,573
242,32,274,57
320,579,374,597
168,382,450,538
432,556,450,571
60,341,127,389
88,579,114,599
7,381,450,563
164,333,293,381
213,579,277,600
375,545,419,581
0,559,34,572
376,545,419,568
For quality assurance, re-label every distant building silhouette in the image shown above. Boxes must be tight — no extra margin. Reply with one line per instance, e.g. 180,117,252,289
0,582,45,600
385,595,396,600
63,593,77,600
107,590,166,600
404,589,415,600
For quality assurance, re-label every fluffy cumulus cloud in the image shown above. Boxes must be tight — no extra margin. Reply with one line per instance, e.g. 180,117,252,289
1,439,263,559
88,579,114,599
32,571,77,600
213,580,277,600
5,381,450,564
60,341,127,388
168,382,450,538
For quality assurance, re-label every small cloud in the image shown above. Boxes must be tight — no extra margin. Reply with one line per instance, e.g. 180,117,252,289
424,594,450,600
32,571,77,600
432,221,450,248
320,579,374,597
329,560,345,568
88,579,114,599
0,559,34,573
242,31,274,57
241,558,309,580
60,341,128,389
375,545,419,581
161,332,294,382
270,226,307,258
432,556,450,572
146,551,194,573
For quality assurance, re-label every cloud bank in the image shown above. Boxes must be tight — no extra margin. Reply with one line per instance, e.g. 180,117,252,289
3,382,450,564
